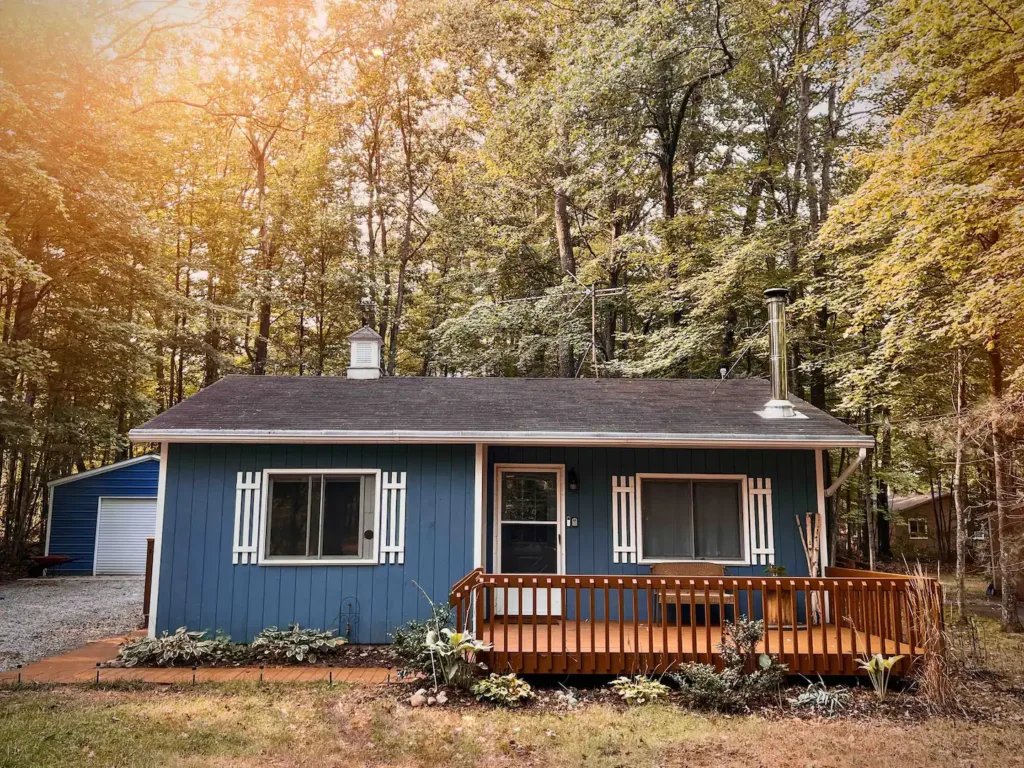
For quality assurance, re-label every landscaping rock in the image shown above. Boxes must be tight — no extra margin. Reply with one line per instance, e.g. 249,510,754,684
427,696,437,706
410,692,427,708
436,690,448,705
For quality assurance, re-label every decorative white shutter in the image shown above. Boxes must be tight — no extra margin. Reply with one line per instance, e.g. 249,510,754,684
747,477,775,565
233,471,262,564
378,472,407,564
612,475,638,563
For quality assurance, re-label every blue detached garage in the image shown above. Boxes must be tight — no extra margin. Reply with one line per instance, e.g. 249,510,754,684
44,455,161,575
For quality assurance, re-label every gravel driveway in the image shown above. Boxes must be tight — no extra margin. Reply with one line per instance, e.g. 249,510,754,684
0,577,144,671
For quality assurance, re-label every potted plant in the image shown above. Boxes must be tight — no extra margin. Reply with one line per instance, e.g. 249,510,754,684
763,565,795,629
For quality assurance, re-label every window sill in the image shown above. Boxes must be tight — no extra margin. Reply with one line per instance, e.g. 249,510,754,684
258,558,379,566
640,557,748,566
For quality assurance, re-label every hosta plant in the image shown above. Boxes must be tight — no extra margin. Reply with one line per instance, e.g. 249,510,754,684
390,603,452,677
472,673,534,707
859,653,904,701
609,675,670,705
118,628,244,667
250,624,347,664
423,627,491,689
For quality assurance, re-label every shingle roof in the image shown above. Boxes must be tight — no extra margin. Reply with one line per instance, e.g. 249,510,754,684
130,376,871,447
347,326,383,342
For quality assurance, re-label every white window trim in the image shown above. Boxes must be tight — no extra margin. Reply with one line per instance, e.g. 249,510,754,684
493,463,566,576
636,473,750,566
908,518,929,540
257,468,382,566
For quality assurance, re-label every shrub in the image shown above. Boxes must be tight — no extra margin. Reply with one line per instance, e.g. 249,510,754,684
670,617,787,712
389,603,452,677
118,628,244,668
250,624,347,664
671,663,742,710
472,673,534,707
609,675,670,705
791,678,850,716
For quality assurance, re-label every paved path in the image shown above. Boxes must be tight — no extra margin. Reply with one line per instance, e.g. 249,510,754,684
0,634,392,685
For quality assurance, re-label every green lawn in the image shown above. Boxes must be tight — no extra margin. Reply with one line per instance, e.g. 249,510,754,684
2,684,1023,768
3,576,1022,768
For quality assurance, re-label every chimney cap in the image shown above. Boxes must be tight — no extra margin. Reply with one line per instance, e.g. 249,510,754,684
763,287,790,301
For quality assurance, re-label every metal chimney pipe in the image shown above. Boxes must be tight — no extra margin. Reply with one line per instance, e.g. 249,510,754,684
761,287,796,418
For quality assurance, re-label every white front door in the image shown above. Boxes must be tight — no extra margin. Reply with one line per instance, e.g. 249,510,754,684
494,465,564,616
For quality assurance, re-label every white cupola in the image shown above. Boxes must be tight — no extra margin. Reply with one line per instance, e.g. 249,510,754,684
346,326,383,379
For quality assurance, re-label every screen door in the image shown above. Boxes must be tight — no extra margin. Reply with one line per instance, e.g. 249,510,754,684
495,466,564,616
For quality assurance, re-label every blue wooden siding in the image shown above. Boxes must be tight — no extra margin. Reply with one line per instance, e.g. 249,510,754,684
47,459,160,573
487,446,818,580
156,443,475,644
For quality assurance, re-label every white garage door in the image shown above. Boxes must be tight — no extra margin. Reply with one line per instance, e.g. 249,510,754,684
94,498,158,575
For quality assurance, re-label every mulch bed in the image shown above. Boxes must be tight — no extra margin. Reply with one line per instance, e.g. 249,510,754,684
380,672,1024,723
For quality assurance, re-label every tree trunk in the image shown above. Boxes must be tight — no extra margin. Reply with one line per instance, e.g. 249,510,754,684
864,445,876,570
554,185,576,377
252,144,271,376
952,348,969,621
877,410,892,559
988,333,1022,631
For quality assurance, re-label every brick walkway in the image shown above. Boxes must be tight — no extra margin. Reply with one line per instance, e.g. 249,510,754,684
0,634,392,685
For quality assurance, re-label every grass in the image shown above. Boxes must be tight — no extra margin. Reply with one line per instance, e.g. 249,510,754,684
2,683,1024,768
940,572,1024,681
3,576,1022,768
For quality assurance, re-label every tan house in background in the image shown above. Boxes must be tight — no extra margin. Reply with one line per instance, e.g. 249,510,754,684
891,493,952,555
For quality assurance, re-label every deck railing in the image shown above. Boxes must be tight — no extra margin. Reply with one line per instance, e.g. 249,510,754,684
449,569,942,676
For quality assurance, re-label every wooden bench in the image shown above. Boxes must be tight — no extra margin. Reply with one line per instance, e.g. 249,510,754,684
650,562,734,623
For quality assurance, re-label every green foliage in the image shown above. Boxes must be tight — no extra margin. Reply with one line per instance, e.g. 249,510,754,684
118,624,347,667
858,654,904,701
389,603,453,677
670,617,787,711
118,628,245,668
423,628,491,690
250,624,347,665
791,678,851,715
609,676,670,706
471,673,534,708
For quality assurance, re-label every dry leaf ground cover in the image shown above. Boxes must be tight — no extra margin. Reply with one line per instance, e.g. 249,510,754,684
2,683,1024,768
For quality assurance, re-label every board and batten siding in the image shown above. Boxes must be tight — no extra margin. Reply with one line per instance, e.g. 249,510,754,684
487,445,818,579
47,460,161,574
155,443,475,644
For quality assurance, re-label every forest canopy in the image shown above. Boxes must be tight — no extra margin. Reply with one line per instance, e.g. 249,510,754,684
1,0,1022,627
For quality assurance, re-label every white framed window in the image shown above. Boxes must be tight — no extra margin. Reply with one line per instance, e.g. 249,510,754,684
636,473,749,565
908,518,929,540
258,469,380,565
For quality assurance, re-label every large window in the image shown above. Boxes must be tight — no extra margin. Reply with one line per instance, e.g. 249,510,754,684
263,471,377,563
639,476,745,562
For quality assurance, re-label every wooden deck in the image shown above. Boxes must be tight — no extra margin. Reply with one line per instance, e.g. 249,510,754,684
481,620,921,675
451,569,943,677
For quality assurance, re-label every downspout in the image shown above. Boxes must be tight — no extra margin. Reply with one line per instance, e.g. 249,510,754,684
825,447,867,498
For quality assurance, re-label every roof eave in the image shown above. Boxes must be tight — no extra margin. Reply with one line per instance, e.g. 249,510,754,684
129,428,873,450
47,454,160,488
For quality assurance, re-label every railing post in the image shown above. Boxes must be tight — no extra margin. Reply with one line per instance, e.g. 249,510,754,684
142,537,155,627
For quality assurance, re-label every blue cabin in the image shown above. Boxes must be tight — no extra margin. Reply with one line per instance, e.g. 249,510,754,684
131,310,875,656
45,455,160,575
